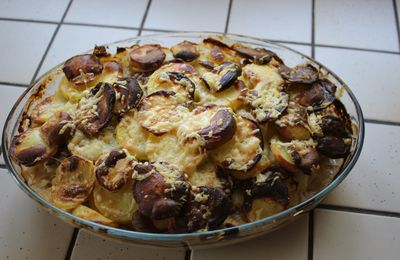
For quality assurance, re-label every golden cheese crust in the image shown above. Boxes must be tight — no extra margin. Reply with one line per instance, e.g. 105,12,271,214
11,36,352,233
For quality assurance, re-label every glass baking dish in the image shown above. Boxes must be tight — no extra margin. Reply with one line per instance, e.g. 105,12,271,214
2,32,364,249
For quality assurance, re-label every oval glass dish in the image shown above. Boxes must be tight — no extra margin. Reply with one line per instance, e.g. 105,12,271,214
2,32,364,248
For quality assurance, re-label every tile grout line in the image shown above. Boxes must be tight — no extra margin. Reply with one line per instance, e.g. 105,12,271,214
315,43,400,55
29,0,74,85
365,119,400,127
63,21,140,31
308,211,314,260
392,0,400,52
224,0,233,33
0,17,58,25
317,205,400,218
0,81,28,88
64,228,80,260
311,0,315,58
137,0,153,36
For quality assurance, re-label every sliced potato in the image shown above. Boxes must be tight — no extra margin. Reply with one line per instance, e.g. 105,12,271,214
93,181,137,224
116,111,148,160
210,116,263,172
10,127,57,166
194,79,247,111
241,63,283,90
245,197,286,222
137,91,190,135
68,126,119,162
146,132,206,174
189,159,225,188
40,111,73,146
30,96,76,124
72,205,118,227
275,103,310,140
21,161,57,189
51,156,95,210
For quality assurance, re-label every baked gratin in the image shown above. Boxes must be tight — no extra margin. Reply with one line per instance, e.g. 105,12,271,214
10,36,353,233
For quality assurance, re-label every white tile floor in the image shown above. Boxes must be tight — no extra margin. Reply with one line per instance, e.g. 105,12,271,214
0,0,400,259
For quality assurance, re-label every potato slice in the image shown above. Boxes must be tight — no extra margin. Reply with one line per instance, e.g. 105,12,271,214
146,133,206,174
189,159,225,189
137,91,190,135
93,181,137,224
194,79,247,111
210,116,263,172
246,197,286,222
51,156,95,210
241,63,283,90
72,205,118,227
275,103,310,140
171,41,199,62
40,111,73,146
10,127,57,166
116,111,148,160
30,96,76,124
68,126,118,162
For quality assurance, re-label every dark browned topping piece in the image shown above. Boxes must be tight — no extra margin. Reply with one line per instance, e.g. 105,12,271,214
113,77,144,115
321,115,348,138
198,60,215,70
279,64,319,84
40,112,72,146
232,45,272,65
62,155,80,172
165,72,196,100
129,44,166,71
246,172,289,207
296,80,336,110
317,136,349,159
201,62,241,92
183,186,229,232
62,54,103,85
292,147,320,174
133,162,190,220
10,142,47,166
198,108,237,150
95,150,132,191
76,82,115,136
171,41,199,62
93,45,110,57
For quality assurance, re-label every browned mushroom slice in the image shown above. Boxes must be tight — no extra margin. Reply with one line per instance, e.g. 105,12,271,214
198,60,215,70
203,36,236,48
158,62,199,76
171,41,199,62
210,116,263,172
317,136,350,159
296,80,336,110
178,104,236,150
132,162,190,220
279,64,319,84
232,44,273,64
201,62,241,93
244,171,289,221
62,54,103,85
51,155,95,210
129,44,166,72
95,150,134,191
183,186,229,232
137,91,189,135
275,103,310,140
92,45,110,58
112,77,143,115
270,137,319,174
321,115,348,138
10,127,57,166
40,111,73,146
76,82,115,136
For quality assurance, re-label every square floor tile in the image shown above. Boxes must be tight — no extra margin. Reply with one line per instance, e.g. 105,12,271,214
315,47,400,122
279,43,312,57
0,169,74,260
314,209,400,260
315,0,399,51
192,214,308,260
323,123,400,213
144,0,229,32
38,24,138,77
71,230,185,260
228,0,312,43
65,0,148,28
0,21,56,84
0,0,69,22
